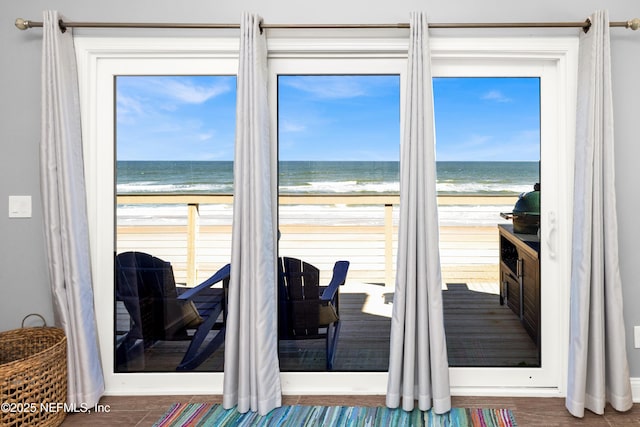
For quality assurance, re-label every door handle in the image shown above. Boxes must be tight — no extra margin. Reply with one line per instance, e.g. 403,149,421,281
546,211,556,259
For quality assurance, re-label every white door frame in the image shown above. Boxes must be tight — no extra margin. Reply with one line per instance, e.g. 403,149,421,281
76,34,577,396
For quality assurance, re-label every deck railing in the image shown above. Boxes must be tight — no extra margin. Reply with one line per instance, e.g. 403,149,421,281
117,194,517,287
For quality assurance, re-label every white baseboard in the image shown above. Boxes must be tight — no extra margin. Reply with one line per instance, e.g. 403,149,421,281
632,377,640,403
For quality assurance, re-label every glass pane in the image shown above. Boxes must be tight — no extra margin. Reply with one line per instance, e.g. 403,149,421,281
277,75,400,371
115,75,236,372
433,77,541,367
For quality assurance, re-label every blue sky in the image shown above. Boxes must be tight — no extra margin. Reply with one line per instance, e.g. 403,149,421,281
116,75,237,161
278,75,400,161
116,75,540,162
433,77,540,161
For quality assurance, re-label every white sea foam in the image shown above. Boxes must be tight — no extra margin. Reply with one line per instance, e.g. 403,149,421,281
436,182,533,194
118,180,532,196
117,202,513,227
437,205,513,226
279,180,400,194
278,181,532,195
117,182,232,193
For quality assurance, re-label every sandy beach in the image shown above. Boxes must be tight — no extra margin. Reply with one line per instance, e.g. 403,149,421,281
116,194,516,287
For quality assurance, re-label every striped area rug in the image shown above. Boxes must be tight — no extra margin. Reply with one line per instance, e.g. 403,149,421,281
153,403,517,426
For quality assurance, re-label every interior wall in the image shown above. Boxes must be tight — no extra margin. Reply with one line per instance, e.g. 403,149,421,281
1,0,639,377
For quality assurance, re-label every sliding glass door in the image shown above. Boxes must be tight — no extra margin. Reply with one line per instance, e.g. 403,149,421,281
433,77,541,368
79,35,575,395
276,74,400,372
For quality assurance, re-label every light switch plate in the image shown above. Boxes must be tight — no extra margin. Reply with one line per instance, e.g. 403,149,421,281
635,326,640,349
8,195,32,218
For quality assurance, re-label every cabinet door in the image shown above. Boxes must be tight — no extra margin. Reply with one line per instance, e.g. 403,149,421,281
520,251,540,345
501,269,520,316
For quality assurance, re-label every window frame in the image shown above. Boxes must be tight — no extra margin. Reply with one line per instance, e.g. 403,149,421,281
76,34,577,397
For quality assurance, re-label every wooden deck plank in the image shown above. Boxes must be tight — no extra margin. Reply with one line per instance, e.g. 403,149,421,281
115,281,538,372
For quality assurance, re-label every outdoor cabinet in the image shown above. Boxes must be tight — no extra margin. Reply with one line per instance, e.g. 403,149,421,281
498,224,540,346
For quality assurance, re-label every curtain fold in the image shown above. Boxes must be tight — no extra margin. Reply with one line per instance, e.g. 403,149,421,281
566,9,633,418
386,12,451,415
41,10,104,406
222,12,282,416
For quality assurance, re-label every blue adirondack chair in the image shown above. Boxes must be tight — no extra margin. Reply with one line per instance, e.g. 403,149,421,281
278,257,349,370
115,251,229,371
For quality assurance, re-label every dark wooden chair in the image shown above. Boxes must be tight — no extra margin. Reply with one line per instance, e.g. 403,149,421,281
278,257,349,370
115,251,230,371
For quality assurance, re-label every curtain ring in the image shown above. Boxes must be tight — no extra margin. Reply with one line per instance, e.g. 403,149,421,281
582,18,592,33
58,18,67,33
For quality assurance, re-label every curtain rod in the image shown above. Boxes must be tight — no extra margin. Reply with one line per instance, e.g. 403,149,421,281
14,17,640,33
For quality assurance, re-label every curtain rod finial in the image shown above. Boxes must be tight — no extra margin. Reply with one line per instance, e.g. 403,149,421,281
15,18,29,30
628,18,640,31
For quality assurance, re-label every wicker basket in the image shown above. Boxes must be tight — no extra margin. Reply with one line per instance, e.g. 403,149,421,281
0,314,67,427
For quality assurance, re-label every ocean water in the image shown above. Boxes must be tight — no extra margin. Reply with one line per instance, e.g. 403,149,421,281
117,160,539,226
117,160,539,195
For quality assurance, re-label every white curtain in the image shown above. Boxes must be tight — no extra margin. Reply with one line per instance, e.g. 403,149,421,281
223,12,281,416
386,12,451,415
41,11,104,406
566,9,633,418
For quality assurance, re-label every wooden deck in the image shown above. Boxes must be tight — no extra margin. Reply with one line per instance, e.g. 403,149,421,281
114,194,537,372
116,281,538,372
